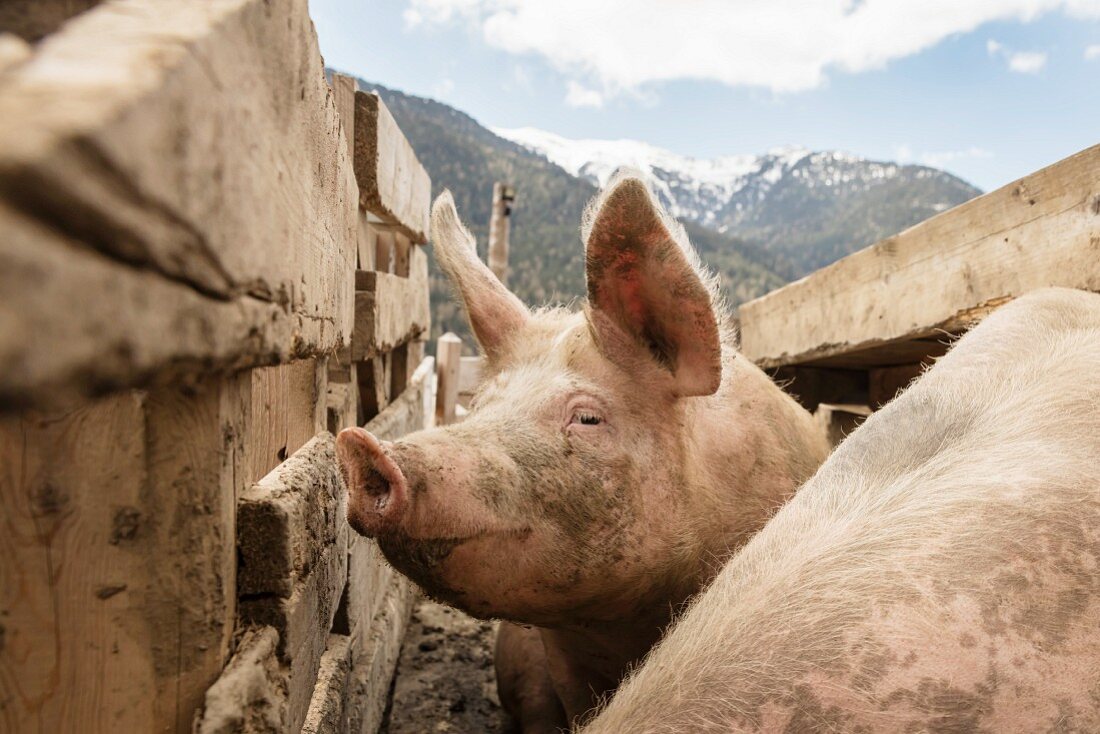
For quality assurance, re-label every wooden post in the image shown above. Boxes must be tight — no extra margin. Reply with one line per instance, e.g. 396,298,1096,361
487,182,514,285
435,333,462,426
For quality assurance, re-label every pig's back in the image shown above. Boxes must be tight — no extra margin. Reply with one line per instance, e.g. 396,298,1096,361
585,288,1100,733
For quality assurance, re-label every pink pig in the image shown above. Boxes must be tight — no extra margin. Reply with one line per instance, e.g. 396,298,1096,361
337,174,828,730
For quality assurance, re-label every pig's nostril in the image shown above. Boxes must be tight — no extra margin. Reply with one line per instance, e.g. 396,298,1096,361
362,466,392,506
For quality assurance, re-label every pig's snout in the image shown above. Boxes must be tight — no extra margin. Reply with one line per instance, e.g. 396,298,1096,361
336,427,408,537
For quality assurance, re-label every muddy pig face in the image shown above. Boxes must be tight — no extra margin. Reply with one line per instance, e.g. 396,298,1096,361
338,175,725,625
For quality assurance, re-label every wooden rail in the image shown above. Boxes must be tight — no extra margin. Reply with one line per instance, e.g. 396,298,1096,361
739,143,1100,419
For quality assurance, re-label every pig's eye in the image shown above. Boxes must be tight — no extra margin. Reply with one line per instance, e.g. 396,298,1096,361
572,411,603,426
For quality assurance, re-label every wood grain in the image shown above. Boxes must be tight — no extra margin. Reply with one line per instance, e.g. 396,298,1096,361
0,0,356,408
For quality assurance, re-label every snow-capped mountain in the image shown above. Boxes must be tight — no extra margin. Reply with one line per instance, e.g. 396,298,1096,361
493,127,981,275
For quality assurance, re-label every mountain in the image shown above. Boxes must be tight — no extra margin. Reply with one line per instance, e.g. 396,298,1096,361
495,127,982,277
354,80,788,345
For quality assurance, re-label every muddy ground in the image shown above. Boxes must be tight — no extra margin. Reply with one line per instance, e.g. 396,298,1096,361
382,599,515,733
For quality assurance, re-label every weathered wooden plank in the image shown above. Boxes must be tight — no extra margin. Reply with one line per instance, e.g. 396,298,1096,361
144,376,250,733
346,573,417,734
238,432,348,733
436,334,463,426
247,360,327,485
327,378,361,435
301,633,354,734
352,246,431,361
331,72,358,170
393,232,411,277
374,227,395,274
740,144,1100,370
815,403,871,448
768,366,869,413
364,356,432,441
0,0,356,407
240,534,348,734
356,355,390,422
238,433,344,597
0,374,248,734
353,91,431,243
0,202,302,411
193,626,289,734
357,212,377,271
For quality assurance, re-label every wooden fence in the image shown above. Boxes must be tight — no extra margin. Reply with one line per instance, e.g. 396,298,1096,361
0,3,431,732
738,144,1100,441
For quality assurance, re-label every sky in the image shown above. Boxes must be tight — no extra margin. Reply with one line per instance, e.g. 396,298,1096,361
311,0,1100,192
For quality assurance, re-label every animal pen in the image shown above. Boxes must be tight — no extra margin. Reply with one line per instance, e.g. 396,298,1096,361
0,2,1098,734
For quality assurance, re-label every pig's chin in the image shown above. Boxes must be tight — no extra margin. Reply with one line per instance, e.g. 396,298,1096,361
373,527,553,621
375,531,467,604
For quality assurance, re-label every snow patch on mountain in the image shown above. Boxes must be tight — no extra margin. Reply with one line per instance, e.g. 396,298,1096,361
492,126,906,229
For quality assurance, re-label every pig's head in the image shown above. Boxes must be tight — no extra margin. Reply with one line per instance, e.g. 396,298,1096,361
338,174,731,626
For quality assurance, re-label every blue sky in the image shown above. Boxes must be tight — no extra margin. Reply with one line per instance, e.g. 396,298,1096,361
311,1,1100,192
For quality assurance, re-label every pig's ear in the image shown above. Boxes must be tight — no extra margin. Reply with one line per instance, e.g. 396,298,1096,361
431,191,529,360
584,176,722,397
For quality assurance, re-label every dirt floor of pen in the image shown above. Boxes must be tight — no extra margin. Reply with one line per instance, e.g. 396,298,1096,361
382,599,514,733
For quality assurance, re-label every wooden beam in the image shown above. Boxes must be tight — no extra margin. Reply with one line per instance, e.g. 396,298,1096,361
330,72,358,170
815,403,872,448
0,376,249,733
740,144,1100,370
488,182,514,285
435,334,462,426
194,626,289,734
768,366,868,413
247,360,326,486
240,539,347,734
353,91,431,243
301,633,353,734
238,434,345,599
344,572,416,734
0,0,356,409
0,202,312,411
351,246,431,361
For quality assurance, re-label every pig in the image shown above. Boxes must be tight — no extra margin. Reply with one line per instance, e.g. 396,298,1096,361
582,287,1100,733
337,173,829,731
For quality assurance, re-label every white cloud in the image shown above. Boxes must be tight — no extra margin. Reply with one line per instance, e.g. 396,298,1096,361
1007,50,1048,72
564,80,604,108
988,37,1049,72
404,0,1100,97
1085,44,1100,59
919,146,994,168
